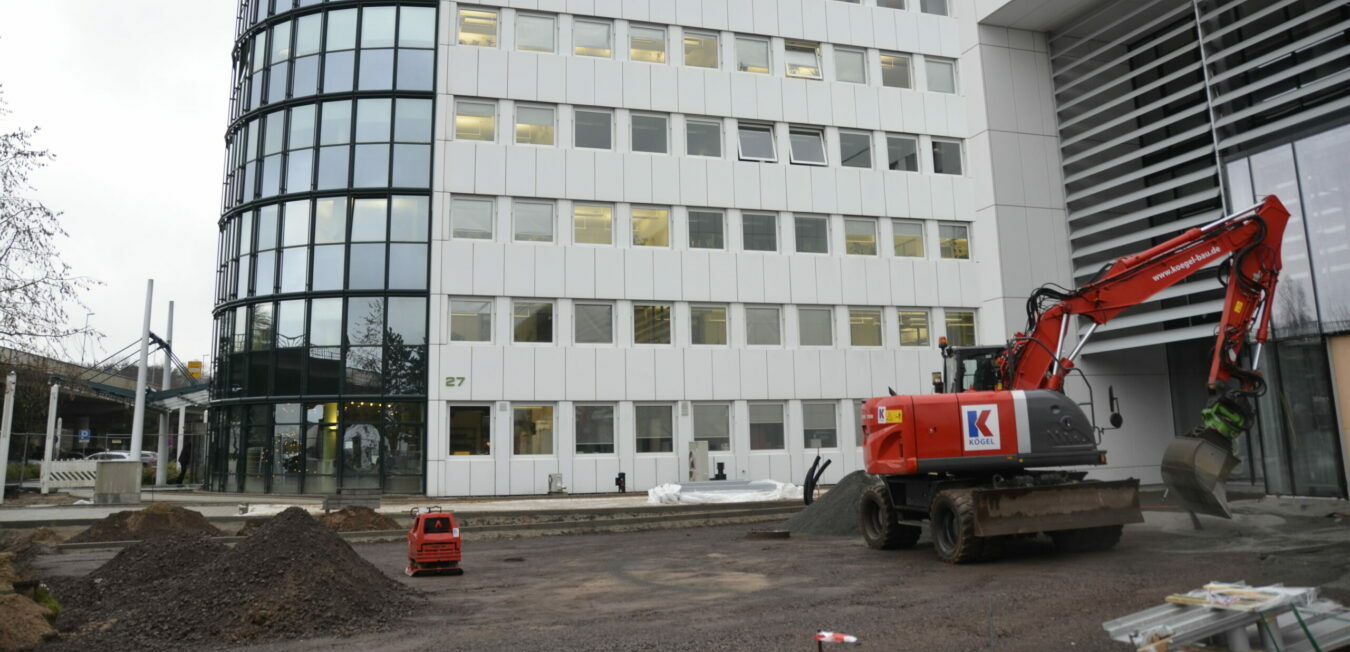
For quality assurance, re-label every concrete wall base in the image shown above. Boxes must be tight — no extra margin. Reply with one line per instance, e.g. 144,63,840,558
94,461,141,505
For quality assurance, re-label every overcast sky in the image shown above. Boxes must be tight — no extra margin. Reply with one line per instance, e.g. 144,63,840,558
0,1,235,368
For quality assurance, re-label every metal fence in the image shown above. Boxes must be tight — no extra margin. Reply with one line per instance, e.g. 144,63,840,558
4,432,210,487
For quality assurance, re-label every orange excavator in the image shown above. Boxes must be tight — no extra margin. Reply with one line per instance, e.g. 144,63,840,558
856,195,1291,562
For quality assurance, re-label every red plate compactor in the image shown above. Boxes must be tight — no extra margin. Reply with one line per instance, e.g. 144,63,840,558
405,507,464,577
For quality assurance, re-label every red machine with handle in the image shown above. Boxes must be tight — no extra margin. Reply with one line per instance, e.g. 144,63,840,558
857,195,1291,563
405,507,464,577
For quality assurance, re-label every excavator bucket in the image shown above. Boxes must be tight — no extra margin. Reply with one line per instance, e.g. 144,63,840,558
1160,436,1240,519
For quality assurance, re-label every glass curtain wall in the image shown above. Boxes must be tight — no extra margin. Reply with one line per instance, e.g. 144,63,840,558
210,0,436,494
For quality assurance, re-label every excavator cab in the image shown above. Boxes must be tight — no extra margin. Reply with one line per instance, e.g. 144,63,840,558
936,342,1004,393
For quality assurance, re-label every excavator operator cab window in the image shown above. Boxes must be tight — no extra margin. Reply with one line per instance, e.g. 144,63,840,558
424,517,451,534
947,347,1003,392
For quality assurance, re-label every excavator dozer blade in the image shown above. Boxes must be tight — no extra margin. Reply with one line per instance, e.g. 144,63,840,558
1160,436,1240,519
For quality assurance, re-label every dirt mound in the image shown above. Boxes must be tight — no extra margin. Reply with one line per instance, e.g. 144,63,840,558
782,470,874,537
0,527,64,565
0,593,55,649
320,506,402,532
66,503,222,543
53,507,417,650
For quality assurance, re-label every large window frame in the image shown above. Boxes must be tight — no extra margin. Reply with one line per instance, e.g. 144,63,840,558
737,123,777,162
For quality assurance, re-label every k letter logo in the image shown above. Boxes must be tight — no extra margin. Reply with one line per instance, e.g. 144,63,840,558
962,404,1000,451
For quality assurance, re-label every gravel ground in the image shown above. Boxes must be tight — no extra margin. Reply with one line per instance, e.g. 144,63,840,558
33,500,1350,651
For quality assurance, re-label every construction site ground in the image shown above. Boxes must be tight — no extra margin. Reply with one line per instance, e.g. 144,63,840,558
26,496,1350,651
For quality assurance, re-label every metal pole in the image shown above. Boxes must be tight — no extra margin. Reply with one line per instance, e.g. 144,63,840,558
156,301,174,486
41,383,59,495
176,407,186,463
0,371,17,506
130,280,153,463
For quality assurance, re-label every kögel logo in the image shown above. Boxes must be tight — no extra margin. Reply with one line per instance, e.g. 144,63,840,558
962,404,1000,451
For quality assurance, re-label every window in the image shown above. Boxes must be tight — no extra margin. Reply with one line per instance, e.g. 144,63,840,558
635,405,673,453
829,48,867,85
742,213,778,252
515,106,555,145
450,299,492,342
799,307,833,346
574,109,613,150
574,303,614,344
575,405,615,454
845,218,877,255
879,0,904,8
795,215,829,254
457,8,498,47
573,203,613,245
690,305,728,345
920,0,949,16
839,131,872,169
926,57,956,93
887,135,919,171
631,114,668,154
785,42,822,79
939,223,970,259
881,53,913,88
512,405,553,455
453,196,495,240
788,128,826,165
512,300,553,343
749,404,784,450
688,210,725,249
898,310,930,346
573,19,612,57
946,310,976,346
634,304,672,344
693,404,731,451
893,220,924,257
803,403,837,448
850,308,882,346
629,25,666,63
454,100,495,142
449,405,491,455
686,119,722,157
632,207,670,247
513,201,554,242
515,13,556,53
933,139,963,175
745,306,782,345
684,31,718,68
738,124,777,162
735,36,770,73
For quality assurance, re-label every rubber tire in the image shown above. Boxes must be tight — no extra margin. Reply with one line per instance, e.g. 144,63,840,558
1049,525,1123,554
930,490,987,564
859,483,921,550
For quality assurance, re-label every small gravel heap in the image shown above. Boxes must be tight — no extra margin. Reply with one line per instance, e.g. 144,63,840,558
66,503,222,543
320,505,402,532
53,507,417,650
782,470,873,537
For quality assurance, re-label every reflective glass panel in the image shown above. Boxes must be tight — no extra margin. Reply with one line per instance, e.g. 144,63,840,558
351,198,387,241
634,304,671,344
845,218,877,255
850,309,882,346
836,48,866,83
629,25,666,63
898,310,930,346
516,14,556,53
358,49,394,90
513,201,554,242
631,114,668,153
311,244,344,291
803,403,837,448
736,37,769,73
452,197,494,239
745,306,781,345
388,244,427,290
575,405,615,454
749,404,784,450
839,131,872,169
795,216,828,254
798,307,832,346
693,404,730,451
688,210,724,249
450,299,492,342
348,242,385,289
513,406,554,455
881,54,912,88
635,405,673,452
742,213,777,251
888,136,919,171
574,109,612,150
939,223,969,259
690,306,727,345
686,120,721,157
574,304,613,343
893,220,924,257
455,101,495,141
573,20,611,57
513,301,554,343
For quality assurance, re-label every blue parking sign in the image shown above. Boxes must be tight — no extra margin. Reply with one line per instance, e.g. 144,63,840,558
78,429,91,443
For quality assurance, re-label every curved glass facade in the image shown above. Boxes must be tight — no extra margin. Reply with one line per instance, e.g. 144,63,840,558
209,0,436,494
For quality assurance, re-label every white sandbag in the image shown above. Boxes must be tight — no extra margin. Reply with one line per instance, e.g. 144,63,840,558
647,479,803,504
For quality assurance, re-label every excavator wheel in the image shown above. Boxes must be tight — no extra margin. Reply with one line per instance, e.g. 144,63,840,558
930,490,992,564
859,483,921,550
1049,525,1123,554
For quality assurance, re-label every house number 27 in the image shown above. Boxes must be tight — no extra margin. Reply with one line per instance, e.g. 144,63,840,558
444,376,467,387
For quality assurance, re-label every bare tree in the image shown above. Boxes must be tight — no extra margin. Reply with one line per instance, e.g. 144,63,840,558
0,86,96,353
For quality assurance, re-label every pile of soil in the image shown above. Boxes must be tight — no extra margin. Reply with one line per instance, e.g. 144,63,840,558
53,507,417,649
319,506,402,532
0,593,55,649
0,527,64,565
66,503,222,543
781,470,873,537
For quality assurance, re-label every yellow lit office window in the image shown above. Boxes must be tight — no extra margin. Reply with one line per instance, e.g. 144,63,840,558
631,207,669,247
512,405,554,455
939,224,970,259
457,8,498,47
881,53,913,88
898,310,930,346
946,310,976,347
634,304,672,344
684,32,718,68
630,25,666,63
849,309,882,346
454,101,495,141
784,42,822,79
573,203,613,245
573,20,612,57
515,106,555,145
893,221,924,257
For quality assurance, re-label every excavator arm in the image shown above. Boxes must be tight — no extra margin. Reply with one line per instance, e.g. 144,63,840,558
1000,195,1292,517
